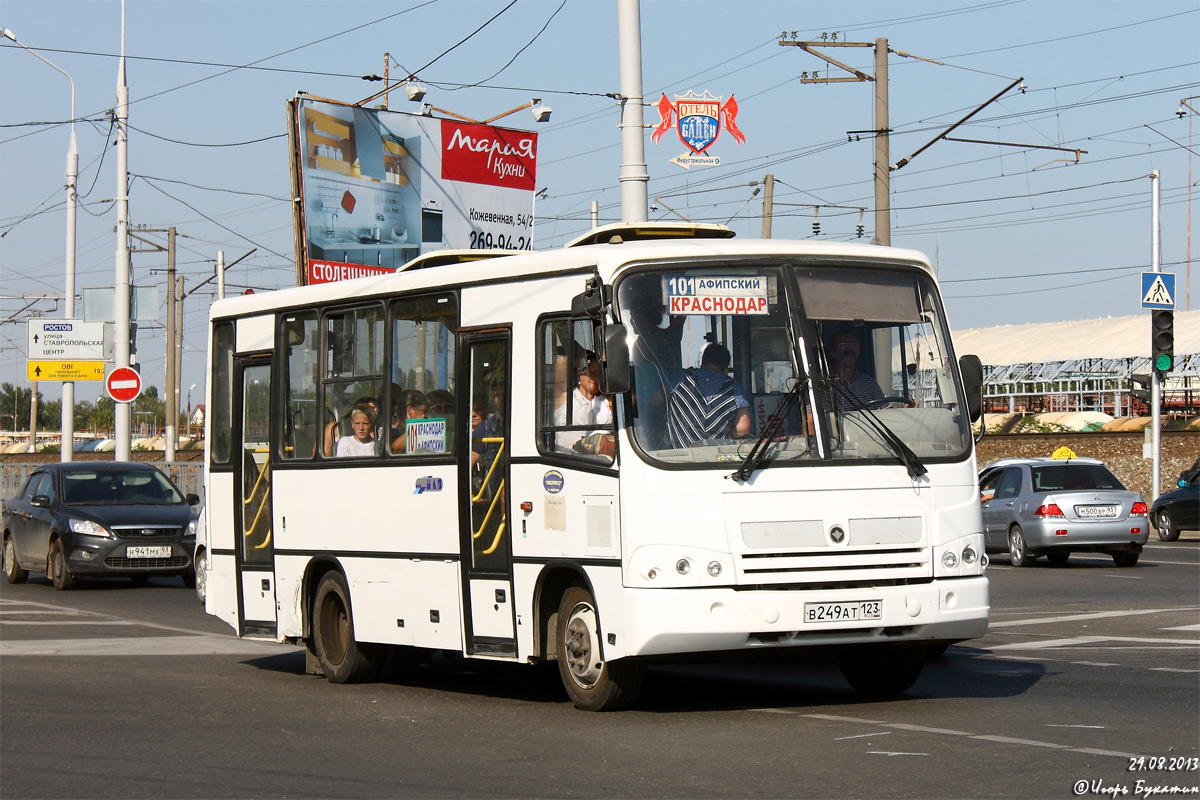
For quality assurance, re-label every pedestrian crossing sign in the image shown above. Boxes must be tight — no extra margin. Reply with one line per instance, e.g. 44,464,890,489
1141,272,1175,309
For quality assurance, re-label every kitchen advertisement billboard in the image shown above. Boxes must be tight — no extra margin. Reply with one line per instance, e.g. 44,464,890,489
287,97,538,285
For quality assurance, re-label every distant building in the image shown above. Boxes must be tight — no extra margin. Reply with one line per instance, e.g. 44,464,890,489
953,309,1199,417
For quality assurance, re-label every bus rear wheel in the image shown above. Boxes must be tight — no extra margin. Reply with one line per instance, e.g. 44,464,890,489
313,571,380,683
556,586,643,711
838,644,925,696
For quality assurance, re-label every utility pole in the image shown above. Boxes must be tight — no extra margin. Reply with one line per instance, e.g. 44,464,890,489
761,174,774,238
175,272,183,449
617,0,649,223
114,0,132,462
1150,170,1162,501
873,38,889,246
164,227,176,460
779,37,889,243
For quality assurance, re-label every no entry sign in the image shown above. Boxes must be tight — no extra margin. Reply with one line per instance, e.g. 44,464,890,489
105,366,143,403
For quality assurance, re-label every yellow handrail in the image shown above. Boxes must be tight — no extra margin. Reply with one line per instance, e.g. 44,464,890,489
481,520,506,555
471,478,505,540
471,438,505,504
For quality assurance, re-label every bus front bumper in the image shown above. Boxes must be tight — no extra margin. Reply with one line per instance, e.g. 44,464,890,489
614,576,989,658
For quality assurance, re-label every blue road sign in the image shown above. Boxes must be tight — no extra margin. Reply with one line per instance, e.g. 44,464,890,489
1141,272,1176,309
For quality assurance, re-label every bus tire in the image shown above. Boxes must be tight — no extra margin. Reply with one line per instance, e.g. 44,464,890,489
838,644,924,696
555,586,643,711
313,571,380,683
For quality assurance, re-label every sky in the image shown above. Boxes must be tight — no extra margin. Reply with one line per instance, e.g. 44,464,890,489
2,0,1198,408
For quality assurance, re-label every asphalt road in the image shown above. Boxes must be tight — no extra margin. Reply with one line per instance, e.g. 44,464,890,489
2,541,1197,800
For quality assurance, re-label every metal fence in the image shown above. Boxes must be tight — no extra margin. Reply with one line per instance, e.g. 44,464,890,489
1,462,205,512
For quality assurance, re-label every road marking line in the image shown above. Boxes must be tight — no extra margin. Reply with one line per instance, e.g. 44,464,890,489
867,751,928,757
0,609,93,616
1164,624,1200,631
1,620,143,626
971,735,1067,749
1047,724,1106,729
803,713,1138,759
989,636,1200,650
0,636,299,657
884,723,973,736
989,607,1200,628
834,732,890,740
1071,661,1119,667
1149,667,1200,673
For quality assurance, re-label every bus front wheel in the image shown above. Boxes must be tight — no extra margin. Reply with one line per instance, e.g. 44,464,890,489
313,571,380,684
838,644,924,695
556,586,643,711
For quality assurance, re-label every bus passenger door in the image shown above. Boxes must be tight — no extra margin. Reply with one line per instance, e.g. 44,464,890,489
460,333,516,656
234,358,277,638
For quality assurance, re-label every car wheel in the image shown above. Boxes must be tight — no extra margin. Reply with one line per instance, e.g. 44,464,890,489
312,571,381,683
3,534,28,584
1008,526,1035,567
1111,551,1139,568
1046,552,1070,566
1156,509,1179,542
193,549,207,604
838,644,925,695
556,585,643,711
49,539,75,591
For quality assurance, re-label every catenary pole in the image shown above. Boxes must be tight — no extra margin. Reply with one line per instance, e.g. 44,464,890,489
1150,170,1161,501
617,0,648,223
114,0,132,461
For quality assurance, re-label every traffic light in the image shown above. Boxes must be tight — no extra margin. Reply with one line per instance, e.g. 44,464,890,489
1151,310,1174,375
1130,373,1151,404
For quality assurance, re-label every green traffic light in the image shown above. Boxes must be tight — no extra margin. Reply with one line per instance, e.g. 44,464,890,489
1154,353,1173,372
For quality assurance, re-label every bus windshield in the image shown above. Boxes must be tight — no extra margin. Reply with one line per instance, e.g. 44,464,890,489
616,261,973,468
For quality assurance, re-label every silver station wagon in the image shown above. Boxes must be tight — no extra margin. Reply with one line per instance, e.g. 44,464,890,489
979,457,1149,567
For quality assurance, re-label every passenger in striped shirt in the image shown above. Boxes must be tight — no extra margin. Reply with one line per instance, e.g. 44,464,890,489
665,343,751,448
827,329,884,411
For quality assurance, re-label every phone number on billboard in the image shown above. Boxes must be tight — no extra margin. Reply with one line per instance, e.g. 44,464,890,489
470,231,534,250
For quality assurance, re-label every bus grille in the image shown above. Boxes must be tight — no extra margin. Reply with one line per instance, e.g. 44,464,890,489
737,516,930,584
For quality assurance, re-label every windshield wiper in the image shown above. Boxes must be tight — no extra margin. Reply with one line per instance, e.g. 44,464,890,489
826,378,927,480
728,375,807,483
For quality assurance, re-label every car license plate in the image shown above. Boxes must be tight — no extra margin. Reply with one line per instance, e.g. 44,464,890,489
126,545,171,559
804,600,882,623
1076,505,1118,518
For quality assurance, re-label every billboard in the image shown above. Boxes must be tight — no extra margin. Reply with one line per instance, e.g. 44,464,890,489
287,97,538,285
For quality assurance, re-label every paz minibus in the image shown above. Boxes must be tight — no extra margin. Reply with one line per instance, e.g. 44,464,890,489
202,223,988,710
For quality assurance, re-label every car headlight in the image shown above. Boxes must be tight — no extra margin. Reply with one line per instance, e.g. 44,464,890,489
185,519,198,537
70,519,112,538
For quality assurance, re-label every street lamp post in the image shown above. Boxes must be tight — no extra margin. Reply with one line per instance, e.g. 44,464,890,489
2,28,78,462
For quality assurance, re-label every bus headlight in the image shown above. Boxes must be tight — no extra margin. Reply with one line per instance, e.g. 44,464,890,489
676,559,691,575
942,551,959,568
961,545,977,565
707,560,722,577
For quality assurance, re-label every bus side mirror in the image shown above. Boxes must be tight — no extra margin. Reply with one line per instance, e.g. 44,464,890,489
571,282,612,318
959,354,983,423
597,323,630,395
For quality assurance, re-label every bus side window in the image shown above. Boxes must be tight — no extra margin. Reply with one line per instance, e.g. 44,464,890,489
388,293,458,456
536,317,615,464
281,312,319,460
321,305,385,460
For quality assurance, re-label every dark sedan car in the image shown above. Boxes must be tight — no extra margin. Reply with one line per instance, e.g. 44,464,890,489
1150,471,1199,542
2,462,198,590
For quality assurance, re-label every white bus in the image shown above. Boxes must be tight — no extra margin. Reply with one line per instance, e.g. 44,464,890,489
201,224,988,710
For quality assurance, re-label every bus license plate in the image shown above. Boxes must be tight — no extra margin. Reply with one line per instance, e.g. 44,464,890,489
804,600,882,623
126,545,171,559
